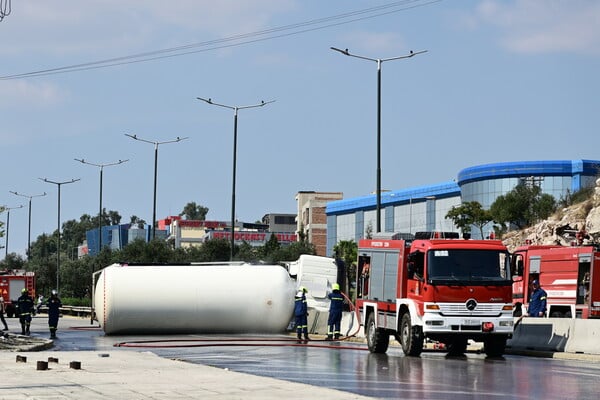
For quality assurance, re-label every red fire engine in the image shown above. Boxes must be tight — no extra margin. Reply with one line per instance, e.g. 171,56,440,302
356,232,514,357
0,270,36,317
511,244,600,318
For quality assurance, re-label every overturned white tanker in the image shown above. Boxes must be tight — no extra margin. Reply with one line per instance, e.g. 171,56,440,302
93,262,297,335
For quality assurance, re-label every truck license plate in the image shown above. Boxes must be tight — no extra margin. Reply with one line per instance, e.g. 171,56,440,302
463,319,479,325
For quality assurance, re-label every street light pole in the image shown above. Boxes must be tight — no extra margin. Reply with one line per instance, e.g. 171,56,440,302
196,97,275,261
40,178,80,293
125,134,188,240
74,158,129,254
331,47,427,233
2,204,23,259
9,191,46,260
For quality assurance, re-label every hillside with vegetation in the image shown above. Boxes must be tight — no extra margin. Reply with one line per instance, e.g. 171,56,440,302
502,178,600,252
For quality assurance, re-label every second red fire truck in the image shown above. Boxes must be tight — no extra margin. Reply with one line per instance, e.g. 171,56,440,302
511,244,600,318
0,270,36,317
356,232,514,357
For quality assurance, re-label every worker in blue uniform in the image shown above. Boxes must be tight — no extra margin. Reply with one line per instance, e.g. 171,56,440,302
294,287,310,342
326,283,344,340
17,288,35,335
528,279,547,317
47,289,62,339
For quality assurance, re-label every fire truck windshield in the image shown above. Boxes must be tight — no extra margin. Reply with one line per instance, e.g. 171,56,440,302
426,249,511,285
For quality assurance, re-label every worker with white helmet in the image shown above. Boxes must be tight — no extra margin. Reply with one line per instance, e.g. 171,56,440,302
47,289,62,339
294,287,310,342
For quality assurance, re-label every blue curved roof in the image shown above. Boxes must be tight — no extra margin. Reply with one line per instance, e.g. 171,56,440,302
327,160,600,216
457,160,600,185
326,180,460,215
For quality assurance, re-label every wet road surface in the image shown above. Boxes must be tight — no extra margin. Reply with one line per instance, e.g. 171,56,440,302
15,316,600,399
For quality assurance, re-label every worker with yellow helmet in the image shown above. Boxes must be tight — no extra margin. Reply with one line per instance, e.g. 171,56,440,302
326,283,344,340
17,288,35,335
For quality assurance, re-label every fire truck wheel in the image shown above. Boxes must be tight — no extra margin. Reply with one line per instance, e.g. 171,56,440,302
366,312,389,353
446,338,468,356
483,336,507,357
400,313,423,357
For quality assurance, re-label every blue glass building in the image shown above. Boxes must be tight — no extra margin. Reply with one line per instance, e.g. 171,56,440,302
326,159,600,256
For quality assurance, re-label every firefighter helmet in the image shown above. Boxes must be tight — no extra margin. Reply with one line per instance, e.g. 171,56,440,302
21,288,28,294
51,289,58,296
296,290,304,298
332,283,340,291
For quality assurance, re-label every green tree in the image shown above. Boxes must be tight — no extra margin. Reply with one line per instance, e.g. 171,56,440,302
27,233,56,295
129,215,146,228
489,182,556,229
263,234,281,257
365,222,373,239
62,216,93,253
180,202,209,220
197,238,231,262
445,201,494,239
333,240,358,295
106,210,122,225
268,241,316,263
60,258,93,298
118,238,174,264
235,241,261,263
0,253,26,270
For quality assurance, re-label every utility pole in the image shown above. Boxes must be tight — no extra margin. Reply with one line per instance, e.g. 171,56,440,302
197,97,275,260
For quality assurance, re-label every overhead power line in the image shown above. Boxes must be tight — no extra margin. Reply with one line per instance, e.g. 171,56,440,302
0,0,441,80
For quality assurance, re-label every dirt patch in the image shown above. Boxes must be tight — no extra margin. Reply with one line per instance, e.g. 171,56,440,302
0,332,53,351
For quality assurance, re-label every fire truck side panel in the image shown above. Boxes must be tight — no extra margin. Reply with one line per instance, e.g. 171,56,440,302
357,239,409,332
513,245,600,318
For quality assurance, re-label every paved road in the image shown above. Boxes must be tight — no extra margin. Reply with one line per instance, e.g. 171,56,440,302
6,315,600,399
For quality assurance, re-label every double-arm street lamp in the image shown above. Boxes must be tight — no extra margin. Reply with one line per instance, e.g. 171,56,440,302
196,97,275,261
40,177,80,293
74,158,129,253
2,204,23,259
8,191,46,260
125,134,188,240
331,46,427,233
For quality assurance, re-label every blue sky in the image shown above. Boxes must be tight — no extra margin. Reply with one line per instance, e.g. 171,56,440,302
1,0,599,257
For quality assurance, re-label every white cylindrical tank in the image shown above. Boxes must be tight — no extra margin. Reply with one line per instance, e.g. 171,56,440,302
94,263,296,335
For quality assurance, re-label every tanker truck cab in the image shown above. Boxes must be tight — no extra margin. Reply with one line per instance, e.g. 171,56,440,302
356,232,514,357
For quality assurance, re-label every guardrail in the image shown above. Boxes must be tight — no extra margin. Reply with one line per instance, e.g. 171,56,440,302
36,305,93,318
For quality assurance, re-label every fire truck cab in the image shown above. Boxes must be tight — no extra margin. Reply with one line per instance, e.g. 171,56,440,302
356,232,514,357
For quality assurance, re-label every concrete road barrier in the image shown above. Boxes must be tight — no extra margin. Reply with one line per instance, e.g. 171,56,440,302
565,319,600,354
507,318,600,355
